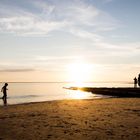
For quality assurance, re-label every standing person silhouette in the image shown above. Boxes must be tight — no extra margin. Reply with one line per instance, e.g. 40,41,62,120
1,83,8,100
134,77,137,88
138,74,140,87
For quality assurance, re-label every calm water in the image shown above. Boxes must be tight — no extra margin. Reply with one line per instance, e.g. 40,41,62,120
0,82,133,105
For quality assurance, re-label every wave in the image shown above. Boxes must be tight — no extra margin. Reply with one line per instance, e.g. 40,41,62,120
8,95,40,99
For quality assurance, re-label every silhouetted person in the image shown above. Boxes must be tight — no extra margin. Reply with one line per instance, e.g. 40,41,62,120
1,83,8,100
134,77,137,88
138,74,140,87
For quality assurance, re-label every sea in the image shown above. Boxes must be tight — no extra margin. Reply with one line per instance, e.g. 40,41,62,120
0,82,133,105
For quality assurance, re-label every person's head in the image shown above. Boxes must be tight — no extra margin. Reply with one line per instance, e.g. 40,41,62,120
5,83,8,86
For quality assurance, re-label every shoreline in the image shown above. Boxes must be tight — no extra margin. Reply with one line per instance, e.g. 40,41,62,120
0,98,140,140
0,96,112,106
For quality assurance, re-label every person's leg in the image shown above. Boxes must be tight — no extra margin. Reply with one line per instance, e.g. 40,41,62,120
3,93,7,99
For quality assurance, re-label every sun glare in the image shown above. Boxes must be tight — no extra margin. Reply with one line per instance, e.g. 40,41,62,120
68,90,92,99
67,62,92,86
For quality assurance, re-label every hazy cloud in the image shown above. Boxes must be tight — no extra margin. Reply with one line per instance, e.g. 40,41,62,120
0,68,35,72
0,0,119,36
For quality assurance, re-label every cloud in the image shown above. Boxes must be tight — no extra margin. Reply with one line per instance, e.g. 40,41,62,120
34,55,82,61
0,61,36,72
0,0,122,58
0,16,67,36
0,68,35,72
0,0,119,36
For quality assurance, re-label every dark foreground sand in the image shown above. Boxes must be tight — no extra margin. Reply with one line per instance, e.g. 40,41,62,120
0,98,140,140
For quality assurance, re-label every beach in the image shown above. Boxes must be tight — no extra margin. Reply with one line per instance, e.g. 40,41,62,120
0,98,140,140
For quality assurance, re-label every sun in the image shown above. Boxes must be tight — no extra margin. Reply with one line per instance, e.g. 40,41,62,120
67,62,92,86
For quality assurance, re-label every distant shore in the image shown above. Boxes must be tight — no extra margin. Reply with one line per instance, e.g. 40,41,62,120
0,98,140,140
66,87,140,97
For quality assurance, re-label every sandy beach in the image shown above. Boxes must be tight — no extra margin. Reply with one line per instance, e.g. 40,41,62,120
0,98,140,140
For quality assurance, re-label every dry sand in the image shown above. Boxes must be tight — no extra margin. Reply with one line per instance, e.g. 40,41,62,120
0,98,140,140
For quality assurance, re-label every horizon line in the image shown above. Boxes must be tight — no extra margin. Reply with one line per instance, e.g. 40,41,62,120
0,81,133,84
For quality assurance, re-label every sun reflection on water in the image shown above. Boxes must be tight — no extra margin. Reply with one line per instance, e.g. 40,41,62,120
67,89,92,99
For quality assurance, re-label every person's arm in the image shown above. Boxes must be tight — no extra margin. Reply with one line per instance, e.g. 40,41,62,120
1,87,3,92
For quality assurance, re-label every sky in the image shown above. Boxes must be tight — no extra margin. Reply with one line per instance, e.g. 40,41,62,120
0,0,140,82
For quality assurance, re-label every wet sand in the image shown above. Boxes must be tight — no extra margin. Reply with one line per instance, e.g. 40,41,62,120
0,98,140,140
